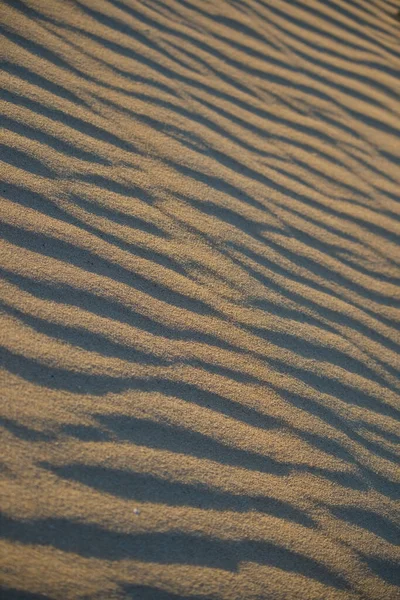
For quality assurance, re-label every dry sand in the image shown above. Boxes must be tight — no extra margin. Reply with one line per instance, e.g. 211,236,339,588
1,0,400,598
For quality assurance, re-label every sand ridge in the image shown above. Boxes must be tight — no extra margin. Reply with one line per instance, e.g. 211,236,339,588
0,0,400,598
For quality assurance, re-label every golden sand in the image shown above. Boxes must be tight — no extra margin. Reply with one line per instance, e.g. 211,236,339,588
0,1,399,598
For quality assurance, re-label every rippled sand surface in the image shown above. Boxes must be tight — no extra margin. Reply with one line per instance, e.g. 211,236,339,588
1,1,400,599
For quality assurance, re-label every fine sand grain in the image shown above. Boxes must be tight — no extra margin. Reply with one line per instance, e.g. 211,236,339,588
0,1,400,599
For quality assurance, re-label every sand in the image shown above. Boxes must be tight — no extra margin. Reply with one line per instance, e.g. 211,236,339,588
0,0,399,598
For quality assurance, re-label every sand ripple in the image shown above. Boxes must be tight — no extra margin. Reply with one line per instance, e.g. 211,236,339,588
1,1,399,598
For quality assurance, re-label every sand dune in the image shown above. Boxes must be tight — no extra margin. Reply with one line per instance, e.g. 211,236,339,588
1,0,399,598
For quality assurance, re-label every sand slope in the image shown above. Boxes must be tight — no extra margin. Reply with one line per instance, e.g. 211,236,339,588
1,0,400,598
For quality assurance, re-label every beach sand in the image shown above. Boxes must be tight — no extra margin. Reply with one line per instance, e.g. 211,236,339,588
0,1,399,598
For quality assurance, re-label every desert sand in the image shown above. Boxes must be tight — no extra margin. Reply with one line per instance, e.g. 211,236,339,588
0,0,399,598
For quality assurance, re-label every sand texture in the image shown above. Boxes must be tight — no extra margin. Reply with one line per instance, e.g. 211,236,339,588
1,0,400,598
